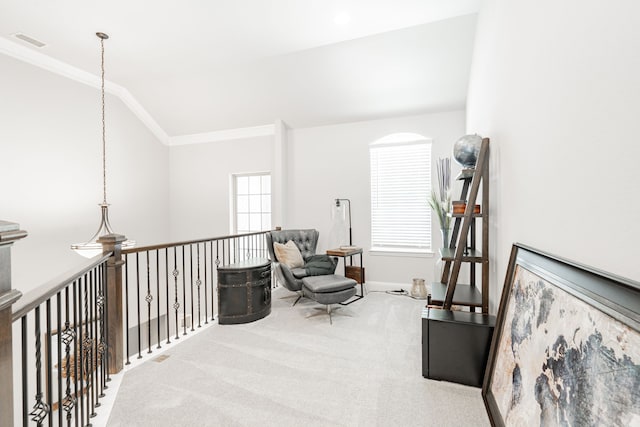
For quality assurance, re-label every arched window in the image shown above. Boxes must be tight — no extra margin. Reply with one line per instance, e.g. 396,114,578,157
370,133,432,253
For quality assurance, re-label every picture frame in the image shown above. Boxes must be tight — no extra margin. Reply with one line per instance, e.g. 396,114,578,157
482,244,640,426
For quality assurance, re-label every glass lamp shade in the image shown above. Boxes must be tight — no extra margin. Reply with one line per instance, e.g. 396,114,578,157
71,203,135,258
329,203,349,248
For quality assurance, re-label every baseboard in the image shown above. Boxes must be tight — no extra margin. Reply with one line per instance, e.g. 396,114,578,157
365,281,412,292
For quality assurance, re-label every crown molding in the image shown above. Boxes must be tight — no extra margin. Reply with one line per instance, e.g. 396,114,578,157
0,37,277,147
114,86,170,144
168,124,275,146
0,36,170,145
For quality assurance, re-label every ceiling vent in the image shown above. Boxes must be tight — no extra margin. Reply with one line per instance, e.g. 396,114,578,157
12,33,46,48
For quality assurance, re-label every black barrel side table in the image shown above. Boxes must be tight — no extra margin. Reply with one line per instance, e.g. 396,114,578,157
217,258,271,324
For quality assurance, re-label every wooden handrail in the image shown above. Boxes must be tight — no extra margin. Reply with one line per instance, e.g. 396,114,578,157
12,253,111,321
122,230,270,254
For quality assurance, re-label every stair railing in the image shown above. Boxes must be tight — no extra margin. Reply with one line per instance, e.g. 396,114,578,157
119,231,270,364
1,220,270,426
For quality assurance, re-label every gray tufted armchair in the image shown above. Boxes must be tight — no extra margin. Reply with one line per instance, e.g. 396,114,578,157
266,229,336,305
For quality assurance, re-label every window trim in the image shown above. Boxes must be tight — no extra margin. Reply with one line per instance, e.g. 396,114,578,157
230,171,272,234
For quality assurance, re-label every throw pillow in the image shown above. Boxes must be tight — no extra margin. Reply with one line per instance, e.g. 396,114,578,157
273,240,304,268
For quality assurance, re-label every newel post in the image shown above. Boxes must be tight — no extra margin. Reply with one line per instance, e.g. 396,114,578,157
98,233,126,374
0,221,28,426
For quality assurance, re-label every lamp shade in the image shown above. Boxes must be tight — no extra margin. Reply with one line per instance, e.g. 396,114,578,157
71,203,135,258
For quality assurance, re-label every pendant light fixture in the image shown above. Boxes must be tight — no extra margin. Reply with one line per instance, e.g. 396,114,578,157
71,32,135,257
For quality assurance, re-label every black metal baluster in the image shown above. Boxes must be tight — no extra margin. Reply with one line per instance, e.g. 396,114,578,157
146,251,153,354
210,241,215,322
235,237,238,263
204,242,208,325
88,272,97,418
62,287,76,427
45,299,52,427
86,272,94,417
165,248,171,344
173,247,180,340
182,246,187,335
135,253,142,360
124,254,130,365
102,263,110,384
21,316,28,426
222,239,226,266
156,250,161,349
196,243,202,328
190,244,195,332
264,233,268,259
215,241,220,321
97,267,106,400
57,292,63,427
79,276,88,424
91,269,100,410
30,306,50,426
73,279,80,426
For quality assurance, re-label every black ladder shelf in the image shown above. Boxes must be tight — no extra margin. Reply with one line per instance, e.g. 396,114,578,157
430,138,490,314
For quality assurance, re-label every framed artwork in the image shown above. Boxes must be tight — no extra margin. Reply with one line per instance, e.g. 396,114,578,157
483,244,640,426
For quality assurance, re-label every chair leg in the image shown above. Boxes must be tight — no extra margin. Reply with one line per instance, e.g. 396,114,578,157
327,305,332,325
292,294,302,306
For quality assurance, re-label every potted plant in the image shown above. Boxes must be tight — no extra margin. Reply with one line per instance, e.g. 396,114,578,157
428,157,452,248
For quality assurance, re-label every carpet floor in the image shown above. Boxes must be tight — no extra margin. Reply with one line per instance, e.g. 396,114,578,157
107,288,490,427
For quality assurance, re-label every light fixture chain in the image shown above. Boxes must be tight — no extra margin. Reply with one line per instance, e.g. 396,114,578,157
100,36,107,205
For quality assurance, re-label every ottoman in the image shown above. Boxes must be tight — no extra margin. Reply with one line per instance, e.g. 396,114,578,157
302,275,357,324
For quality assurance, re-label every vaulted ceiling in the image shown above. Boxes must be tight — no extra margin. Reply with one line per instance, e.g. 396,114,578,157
0,0,480,138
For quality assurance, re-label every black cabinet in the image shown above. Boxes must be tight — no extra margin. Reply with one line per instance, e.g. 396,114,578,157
217,258,271,325
422,308,495,387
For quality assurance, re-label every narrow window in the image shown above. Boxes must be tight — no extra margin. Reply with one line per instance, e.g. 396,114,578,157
370,135,432,253
233,173,271,234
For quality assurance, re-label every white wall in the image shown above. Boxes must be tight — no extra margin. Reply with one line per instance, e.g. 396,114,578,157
287,111,466,287
467,0,640,312
169,135,273,240
0,54,170,291
168,112,466,287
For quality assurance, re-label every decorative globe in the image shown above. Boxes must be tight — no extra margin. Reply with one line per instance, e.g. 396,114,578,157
453,134,482,168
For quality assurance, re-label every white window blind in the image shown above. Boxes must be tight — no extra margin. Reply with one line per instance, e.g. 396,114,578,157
370,139,432,252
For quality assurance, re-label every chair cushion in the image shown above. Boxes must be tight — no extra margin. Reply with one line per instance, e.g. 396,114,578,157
303,286,356,305
273,240,304,268
302,275,356,293
291,268,309,279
